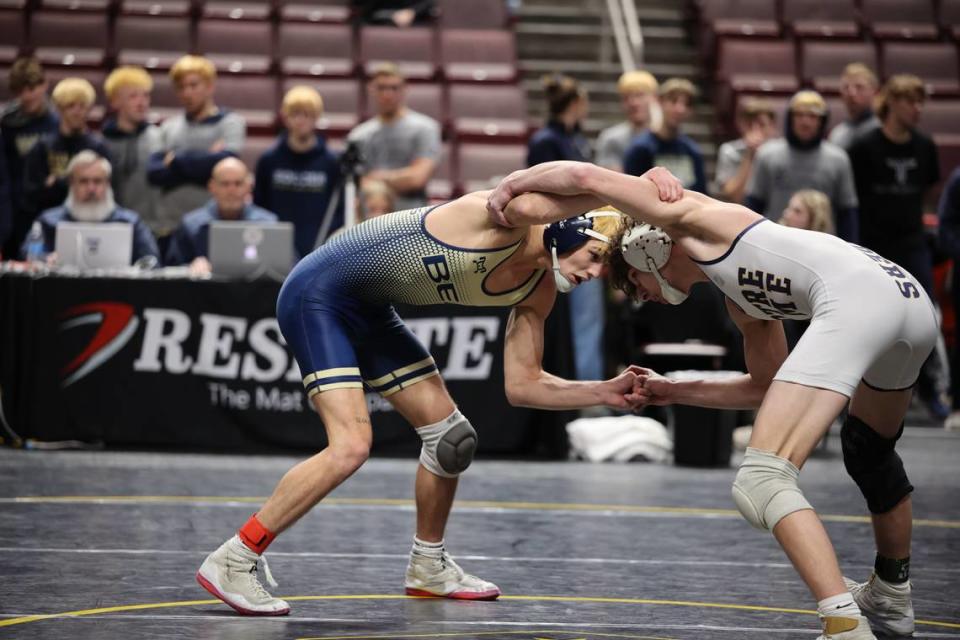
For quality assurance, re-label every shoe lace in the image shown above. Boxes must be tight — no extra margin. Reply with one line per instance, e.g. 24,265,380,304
231,551,280,599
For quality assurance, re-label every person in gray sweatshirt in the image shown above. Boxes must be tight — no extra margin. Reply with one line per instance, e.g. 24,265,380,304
102,66,163,238
147,55,245,252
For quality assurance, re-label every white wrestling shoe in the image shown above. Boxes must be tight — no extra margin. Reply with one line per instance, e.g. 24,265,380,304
845,574,915,637
816,615,877,639
404,550,500,600
945,411,960,432
197,535,290,616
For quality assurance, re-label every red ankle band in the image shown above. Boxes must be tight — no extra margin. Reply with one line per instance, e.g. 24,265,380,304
238,514,276,554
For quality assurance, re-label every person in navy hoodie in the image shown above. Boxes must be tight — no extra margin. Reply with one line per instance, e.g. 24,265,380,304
254,86,343,257
166,156,276,275
624,77,706,194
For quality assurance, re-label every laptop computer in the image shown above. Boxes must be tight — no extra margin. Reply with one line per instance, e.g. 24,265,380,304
55,222,133,270
208,221,295,280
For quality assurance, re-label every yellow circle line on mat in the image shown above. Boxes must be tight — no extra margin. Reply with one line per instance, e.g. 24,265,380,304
1,594,958,630
11,495,960,529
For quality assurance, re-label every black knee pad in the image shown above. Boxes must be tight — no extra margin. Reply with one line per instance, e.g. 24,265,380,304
841,415,913,514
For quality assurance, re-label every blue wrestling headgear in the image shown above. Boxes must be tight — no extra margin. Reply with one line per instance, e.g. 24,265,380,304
543,211,621,293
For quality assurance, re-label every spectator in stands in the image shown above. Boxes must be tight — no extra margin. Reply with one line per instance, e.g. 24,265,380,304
624,78,706,194
1,57,59,256
166,157,276,274
528,73,591,167
780,189,834,235
358,179,396,220
148,55,246,255
348,63,440,211
746,90,858,242
595,70,660,172
849,75,945,420
102,66,162,238
712,97,777,203
21,78,111,243
355,0,436,26
254,86,343,257
20,151,159,263
829,63,881,151
937,167,960,431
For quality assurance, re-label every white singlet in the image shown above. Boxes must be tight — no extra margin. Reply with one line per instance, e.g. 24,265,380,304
693,219,939,396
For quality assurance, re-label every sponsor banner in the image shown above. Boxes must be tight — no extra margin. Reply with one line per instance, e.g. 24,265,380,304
1,274,573,455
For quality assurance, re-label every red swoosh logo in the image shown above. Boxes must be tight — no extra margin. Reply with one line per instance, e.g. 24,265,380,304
60,302,137,379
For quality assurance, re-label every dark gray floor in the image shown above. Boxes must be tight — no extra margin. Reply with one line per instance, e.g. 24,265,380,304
1,426,959,640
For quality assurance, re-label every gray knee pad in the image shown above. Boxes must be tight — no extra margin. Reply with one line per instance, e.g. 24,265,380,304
841,415,913,514
732,448,813,531
417,410,477,478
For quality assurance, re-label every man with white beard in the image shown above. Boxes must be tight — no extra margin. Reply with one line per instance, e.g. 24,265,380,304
20,150,160,264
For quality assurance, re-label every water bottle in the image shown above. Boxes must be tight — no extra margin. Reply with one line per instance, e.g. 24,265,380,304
26,221,45,266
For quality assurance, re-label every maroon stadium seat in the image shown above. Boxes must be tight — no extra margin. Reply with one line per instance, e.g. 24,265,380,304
699,0,780,38
0,65,12,103
862,0,938,41
782,0,859,39
114,16,193,71
942,0,960,40
438,0,507,30
239,134,277,174
277,0,350,23
30,11,109,67
147,71,181,122
214,75,278,131
197,19,273,74
360,26,436,81
119,0,190,16
277,22,354,77
448,84,527,141
39,0,111,11
44,67,106,122
0,11,24,64
440,29,517,83
404,82,445,127
458,142,526,193
882,42,960,97
718,39,798,93
201,0,272,20
0,0,27,8
282,77,360,136
921,99,960,137
801,41,878,94
427,142,454,202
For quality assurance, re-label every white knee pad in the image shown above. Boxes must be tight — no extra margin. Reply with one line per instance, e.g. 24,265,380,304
416,410,477,478
732,447,813,531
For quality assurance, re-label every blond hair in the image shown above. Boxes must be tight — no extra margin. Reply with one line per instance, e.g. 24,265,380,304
170,55,216,85
783,189,834,234
841,62,878,88
282,85,323,117
369,61,404,82
588,206,630,258
104,66,153,100
790,90,827,115
618,70,658,95
875,74,926,120
606,218,642,299
659,77,697,102
51,77,96,108
738,96,776,122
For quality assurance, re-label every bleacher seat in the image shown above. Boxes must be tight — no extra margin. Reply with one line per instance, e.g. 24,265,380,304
39,0,110,11
115,16,192,71
283,77,360,136
119,0,190,16
862,0,939,41
277,22,354,77
360,26,436,81
448,84,527,141
0,11,24,64
801,41,878,94
404,82,445,127
922,100,960,137
427,142,454,202
238,134,276,173
0,66,14,103
699,0,780,38
440,29,517,83
0,0,27,8
197,19,273,74
438,0,508,30
147,71,181,122
214,75,278,131
201,0,272,20
458,142,526,193
277,0,349,23
882,42,960,96
941,0,960,40
716,39,798,117
782,0,859,39
30,11,109,67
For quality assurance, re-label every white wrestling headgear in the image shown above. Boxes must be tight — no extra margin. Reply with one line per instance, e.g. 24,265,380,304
546,210,623,293
620,223,688,305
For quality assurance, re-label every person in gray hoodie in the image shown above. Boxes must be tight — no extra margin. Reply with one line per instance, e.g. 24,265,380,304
101,66,163,240
147,56,245,252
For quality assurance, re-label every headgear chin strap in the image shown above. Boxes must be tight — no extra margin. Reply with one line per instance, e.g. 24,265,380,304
544,210,621,293
620,223,688,305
